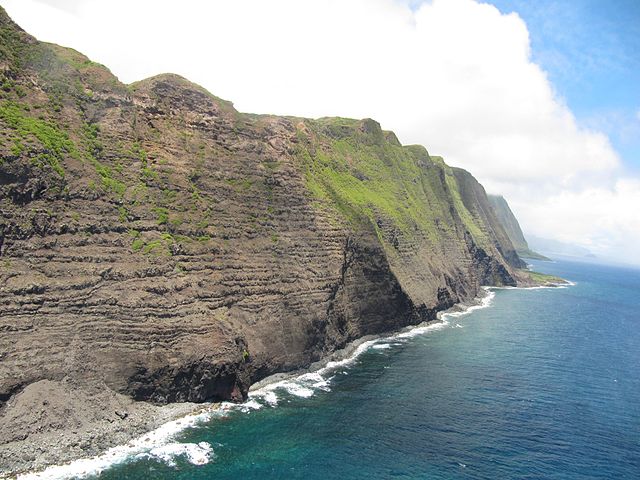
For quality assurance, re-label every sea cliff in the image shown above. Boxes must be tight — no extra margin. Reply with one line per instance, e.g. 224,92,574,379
0,7,541,474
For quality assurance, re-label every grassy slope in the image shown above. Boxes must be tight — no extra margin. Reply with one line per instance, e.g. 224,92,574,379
0,18,232,256
517,248,551,261
292,117,497,254
522,270,567,285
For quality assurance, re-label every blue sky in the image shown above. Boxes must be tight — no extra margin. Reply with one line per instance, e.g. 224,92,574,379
488,0,640,173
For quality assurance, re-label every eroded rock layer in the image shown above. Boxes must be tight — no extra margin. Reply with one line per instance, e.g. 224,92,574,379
0,7,529,466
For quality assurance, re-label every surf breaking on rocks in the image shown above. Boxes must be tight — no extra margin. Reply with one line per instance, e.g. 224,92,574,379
17,288,501,480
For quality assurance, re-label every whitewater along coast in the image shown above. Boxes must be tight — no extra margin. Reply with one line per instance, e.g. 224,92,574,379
0,8,560,476
10,287,501,479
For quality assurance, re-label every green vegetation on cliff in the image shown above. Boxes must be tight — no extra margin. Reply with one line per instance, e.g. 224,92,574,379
522,270,566,285
293,117,510,261
0,101,75,177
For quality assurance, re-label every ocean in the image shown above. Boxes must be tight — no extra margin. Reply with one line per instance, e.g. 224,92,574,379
24,259,640,479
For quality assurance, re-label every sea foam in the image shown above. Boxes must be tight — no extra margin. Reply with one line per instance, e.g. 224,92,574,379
135,441,213,467
17,409,219,480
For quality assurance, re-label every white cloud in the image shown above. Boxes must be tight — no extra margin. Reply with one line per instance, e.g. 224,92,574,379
510,178,640,264
1,0,638,265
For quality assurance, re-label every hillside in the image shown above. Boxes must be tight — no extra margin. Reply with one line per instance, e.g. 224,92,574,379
488,195,549,261
0,7,542,473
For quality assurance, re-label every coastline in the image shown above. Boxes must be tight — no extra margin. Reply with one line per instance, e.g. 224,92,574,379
5,285,504,479
247,279,572,399
0,396,200,480
250,286,497,392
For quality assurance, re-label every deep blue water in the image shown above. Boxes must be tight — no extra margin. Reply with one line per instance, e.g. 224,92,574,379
92,259,640,479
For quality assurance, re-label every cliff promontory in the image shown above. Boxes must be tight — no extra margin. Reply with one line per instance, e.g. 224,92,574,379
488,194,549,260
0,8,540,474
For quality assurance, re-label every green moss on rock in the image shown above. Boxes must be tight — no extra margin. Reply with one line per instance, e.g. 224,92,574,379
0,101,75,177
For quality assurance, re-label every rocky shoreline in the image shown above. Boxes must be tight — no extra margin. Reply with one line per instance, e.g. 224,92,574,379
0,384,197,478
251,290,491,391
2,289,496,479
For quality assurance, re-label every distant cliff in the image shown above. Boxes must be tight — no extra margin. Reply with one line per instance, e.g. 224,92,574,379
0,7,541,472
488,195,549,261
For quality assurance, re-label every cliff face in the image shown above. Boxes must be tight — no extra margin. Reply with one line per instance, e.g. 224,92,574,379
488,195,549,261
1,8,528,463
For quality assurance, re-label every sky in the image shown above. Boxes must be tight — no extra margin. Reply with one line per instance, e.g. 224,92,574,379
490,0,640,173
1,0,639,265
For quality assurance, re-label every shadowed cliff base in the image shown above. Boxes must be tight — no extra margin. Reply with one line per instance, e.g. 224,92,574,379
0,7,555,475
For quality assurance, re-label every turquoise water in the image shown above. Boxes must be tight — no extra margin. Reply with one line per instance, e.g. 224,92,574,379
88,259,640,479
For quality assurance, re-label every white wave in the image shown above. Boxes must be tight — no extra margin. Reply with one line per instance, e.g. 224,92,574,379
394,319,450,339
135,441,213,467
17,408,219,480
249,373,327,403
249,386,280,406
218,398,264,413
311,379,331,391
372,343,392,349
319,339,380,374
247,339,389,404
436,288,495,322
297,372,331,391
454,323,464,328
262,391,279,406
298,372,325,383
280,382,315,398
238,399,263,411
